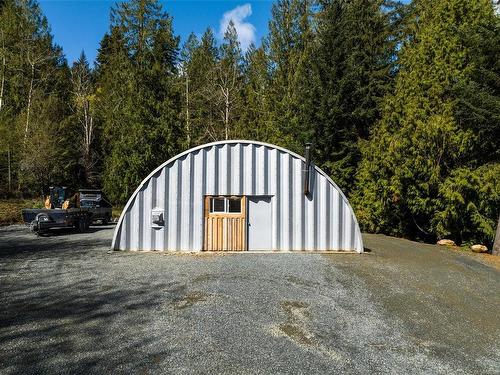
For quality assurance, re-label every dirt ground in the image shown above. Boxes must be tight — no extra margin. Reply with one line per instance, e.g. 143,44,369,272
0,225,499,374
445,245,500,271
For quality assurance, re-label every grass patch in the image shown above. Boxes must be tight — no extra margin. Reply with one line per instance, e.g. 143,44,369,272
0,198,44,225
0,199,123,225
112,206,123,219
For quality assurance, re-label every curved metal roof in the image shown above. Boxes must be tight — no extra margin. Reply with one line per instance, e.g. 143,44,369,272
111,140,363,252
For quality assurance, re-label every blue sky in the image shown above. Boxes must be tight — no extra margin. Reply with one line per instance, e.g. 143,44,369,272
39,1,274,67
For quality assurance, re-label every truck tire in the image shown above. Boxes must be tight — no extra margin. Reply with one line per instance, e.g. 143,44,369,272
78,218,88,232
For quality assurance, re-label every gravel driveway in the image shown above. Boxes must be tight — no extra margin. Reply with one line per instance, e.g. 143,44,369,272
1,225,499,374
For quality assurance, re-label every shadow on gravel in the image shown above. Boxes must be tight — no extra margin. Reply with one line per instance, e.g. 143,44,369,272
0,224,189,373
0,226,114,258
0,277,179,374
37,223,116,237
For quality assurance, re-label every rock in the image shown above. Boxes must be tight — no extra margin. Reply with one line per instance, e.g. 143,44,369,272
437,239,456,246
471,244,488,253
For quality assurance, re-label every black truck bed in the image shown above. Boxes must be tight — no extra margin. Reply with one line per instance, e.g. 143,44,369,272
22,208,92,232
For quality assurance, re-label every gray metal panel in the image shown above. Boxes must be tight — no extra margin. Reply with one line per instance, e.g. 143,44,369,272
248,196,273,250
112,140,364,253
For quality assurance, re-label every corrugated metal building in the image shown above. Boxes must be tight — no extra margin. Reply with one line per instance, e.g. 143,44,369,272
111,140,363,253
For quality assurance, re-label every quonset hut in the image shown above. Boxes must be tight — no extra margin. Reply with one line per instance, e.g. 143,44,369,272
111,140,363,253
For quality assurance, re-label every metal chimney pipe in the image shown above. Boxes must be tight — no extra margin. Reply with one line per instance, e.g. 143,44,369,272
303,143,312,195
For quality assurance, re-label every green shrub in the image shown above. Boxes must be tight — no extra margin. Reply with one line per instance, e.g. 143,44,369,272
433,164,500,246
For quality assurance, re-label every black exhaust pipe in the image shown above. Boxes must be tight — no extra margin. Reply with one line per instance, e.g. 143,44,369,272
303,143,312,195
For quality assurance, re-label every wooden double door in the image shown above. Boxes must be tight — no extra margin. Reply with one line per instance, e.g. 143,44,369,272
203,196,247,251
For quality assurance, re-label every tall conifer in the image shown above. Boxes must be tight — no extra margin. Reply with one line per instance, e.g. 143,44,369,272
96,0,180,202
354,0,500,244
313,0,401,192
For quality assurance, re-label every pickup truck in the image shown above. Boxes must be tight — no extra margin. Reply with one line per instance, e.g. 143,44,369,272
79,189,112,224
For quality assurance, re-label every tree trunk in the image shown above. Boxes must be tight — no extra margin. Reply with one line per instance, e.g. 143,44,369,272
225,88,229,140
492,215,500,256
185,74,190,147
83,100,89,181
0,51,5,112
82,98,94,184
0,30,5,112
7,146,11,192
84,100,90,157
24,62,35,145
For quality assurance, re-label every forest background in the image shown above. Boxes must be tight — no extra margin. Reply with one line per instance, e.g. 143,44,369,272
0,0,498,246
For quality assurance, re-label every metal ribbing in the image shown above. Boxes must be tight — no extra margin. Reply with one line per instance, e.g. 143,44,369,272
293,157,303,250
274,148,281,249
154,169,164,250
163,167,170,250
113,141,363,252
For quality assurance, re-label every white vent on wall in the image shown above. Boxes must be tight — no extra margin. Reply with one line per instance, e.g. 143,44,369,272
151,208,165,228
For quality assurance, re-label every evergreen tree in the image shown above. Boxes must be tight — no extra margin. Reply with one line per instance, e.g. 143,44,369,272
237,44,276,142
452,2,500,165
266,0,316,154
177,28,219,146
189,28,219,145
96,0,181,202
353,0,500,245
313,0,401,193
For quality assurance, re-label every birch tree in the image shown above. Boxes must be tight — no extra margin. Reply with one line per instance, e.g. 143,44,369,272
0,0,70,193
0,30,5,112
71,52,98,185
180,33,199,148
215,21,242,140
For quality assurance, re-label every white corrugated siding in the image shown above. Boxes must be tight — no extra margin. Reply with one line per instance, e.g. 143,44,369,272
112,141,364,252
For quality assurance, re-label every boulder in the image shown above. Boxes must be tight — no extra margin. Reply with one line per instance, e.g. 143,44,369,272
471,244,488,253
437,239,456,246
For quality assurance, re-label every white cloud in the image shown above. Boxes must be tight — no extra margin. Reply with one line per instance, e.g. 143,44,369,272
219,4,256,51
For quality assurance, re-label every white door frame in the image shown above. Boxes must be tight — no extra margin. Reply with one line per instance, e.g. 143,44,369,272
246,195,273,251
